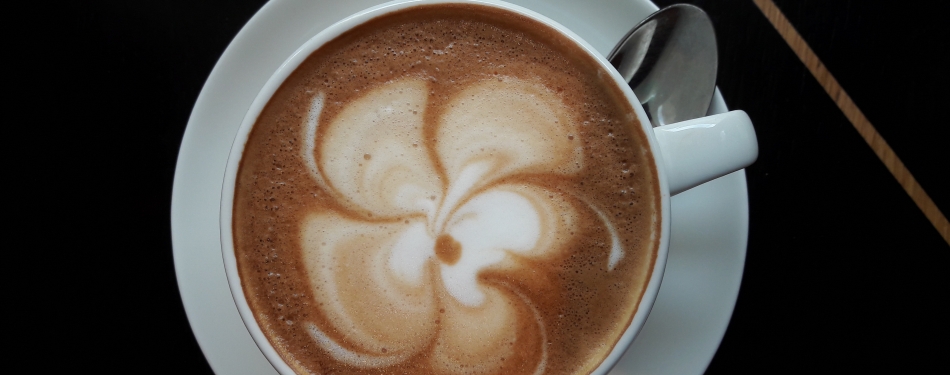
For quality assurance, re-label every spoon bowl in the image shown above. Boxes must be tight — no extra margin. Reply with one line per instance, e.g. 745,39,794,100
608,4,718,127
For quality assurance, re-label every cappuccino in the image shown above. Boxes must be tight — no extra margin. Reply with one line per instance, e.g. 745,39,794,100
232,4,660,374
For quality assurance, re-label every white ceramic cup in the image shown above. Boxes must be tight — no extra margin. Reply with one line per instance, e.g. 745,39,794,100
220,0,757,373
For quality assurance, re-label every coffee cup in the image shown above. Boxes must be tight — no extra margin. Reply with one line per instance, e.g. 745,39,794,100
220,1,757,374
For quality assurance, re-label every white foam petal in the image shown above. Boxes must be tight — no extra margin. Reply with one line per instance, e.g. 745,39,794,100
429,287,547,374
435,77,583,190
302,93,331,192
451,189,541,254
388,221,436,286
429,288,518,374
432,160,492,233
587,203,624,271
438,189,537,306
307,323,413,368
301,212,437,358
318,78,441,219
439,249,505,307
439,184,580,307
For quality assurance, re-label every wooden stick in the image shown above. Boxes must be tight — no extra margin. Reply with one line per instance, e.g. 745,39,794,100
752,0,950,245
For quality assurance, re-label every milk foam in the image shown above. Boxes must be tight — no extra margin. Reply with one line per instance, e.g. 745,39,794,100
318,79,441,219
436,77,585,187
441,188,540,305
233,7,659,374
299,76,588,372
307,322,414,368
388,221,435,286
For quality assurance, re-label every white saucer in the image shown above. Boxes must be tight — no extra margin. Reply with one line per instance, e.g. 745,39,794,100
171,1,748,373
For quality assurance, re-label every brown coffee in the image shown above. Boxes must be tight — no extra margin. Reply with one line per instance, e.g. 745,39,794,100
232,4,661,374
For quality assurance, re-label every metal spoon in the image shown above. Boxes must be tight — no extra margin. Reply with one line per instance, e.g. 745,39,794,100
608,4,718,127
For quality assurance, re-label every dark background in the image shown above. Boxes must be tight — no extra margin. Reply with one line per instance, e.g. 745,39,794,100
38,0,948,372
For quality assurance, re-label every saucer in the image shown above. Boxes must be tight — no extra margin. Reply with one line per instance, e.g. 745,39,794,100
171,0,748,373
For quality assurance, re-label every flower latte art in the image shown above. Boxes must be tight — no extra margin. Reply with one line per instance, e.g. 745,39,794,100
232,5,660,375
301,76,617,372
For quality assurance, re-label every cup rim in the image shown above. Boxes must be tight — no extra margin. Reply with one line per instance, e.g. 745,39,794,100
219,0,672,374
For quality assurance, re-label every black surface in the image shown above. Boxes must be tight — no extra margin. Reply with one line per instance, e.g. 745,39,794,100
40,0,948,372
650,0,950,372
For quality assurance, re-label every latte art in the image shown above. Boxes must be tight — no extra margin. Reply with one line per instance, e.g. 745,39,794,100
300,76,610,372
232,4,661,374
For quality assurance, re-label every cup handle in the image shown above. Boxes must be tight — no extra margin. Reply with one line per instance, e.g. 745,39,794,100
652,110,758,196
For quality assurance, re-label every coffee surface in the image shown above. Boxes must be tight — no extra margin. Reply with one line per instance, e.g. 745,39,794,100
233,4,660,374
